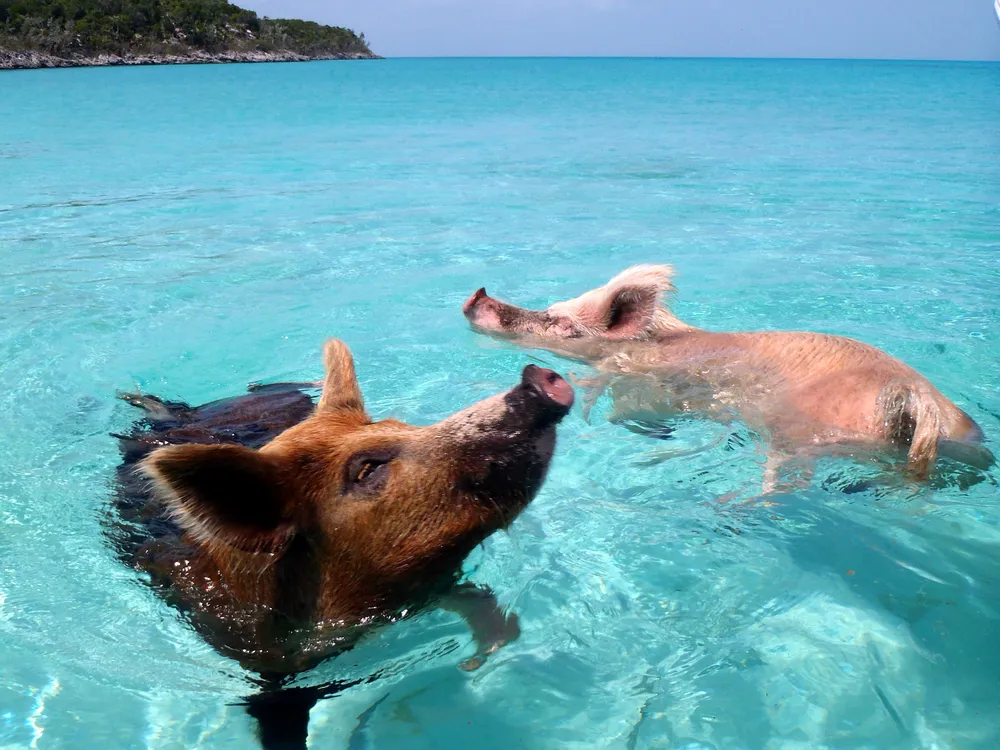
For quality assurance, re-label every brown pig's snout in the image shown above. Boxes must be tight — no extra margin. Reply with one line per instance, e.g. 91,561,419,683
520,364,574,414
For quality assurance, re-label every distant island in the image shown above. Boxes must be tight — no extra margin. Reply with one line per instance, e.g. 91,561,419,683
0,0,379,70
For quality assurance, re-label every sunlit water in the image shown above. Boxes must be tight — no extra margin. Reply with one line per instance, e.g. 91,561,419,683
1,58,999,749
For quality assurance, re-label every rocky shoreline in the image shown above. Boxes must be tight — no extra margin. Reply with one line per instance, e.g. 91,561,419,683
0,48,380,70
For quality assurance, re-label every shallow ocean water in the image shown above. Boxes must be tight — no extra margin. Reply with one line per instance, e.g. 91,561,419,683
1,58,999,749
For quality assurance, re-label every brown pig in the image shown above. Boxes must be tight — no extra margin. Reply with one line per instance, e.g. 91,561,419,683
463,265,991,491
110,339,573,750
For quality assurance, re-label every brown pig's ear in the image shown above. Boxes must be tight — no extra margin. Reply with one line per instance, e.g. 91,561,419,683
318,338,365,414
141,444,295,553
605,285,659,338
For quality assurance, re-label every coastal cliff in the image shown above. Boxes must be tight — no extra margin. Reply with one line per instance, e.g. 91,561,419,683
0,0,379,70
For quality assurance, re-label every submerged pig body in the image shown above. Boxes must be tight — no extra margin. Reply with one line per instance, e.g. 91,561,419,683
113,385,337,671
110,340,572,748
589,331,982,451
464,265,990,485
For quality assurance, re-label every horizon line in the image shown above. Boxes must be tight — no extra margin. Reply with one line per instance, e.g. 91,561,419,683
366,54,1000,63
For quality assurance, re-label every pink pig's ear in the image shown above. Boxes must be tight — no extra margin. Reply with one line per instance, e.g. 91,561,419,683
604,284,660,338
597,264,678,338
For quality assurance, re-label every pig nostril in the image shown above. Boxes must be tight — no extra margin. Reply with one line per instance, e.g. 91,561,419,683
521,366,574,411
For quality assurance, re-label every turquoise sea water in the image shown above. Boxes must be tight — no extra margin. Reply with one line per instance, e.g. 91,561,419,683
1,58,999,748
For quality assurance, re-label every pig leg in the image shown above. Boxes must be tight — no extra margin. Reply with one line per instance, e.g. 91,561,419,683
621,420,676,440
761,452,815,496
243,677,363,750
245,682,322,750
568,372,610,423
705,453,815,512
440,583,520,672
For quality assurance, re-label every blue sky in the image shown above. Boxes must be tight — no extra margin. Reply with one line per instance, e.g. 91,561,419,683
242,0,1000,60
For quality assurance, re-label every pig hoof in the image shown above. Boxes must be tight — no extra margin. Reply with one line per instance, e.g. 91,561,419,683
486,639,508,655
459,655,486,672
459,638,509,672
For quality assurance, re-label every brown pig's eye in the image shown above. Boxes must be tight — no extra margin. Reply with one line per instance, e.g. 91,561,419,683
355,462,377,482
344,450,396,494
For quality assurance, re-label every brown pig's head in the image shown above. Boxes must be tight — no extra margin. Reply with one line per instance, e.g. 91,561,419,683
139,340,573,618
463,265,696,351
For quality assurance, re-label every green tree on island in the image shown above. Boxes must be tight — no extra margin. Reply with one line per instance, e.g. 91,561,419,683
0,0,375,59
